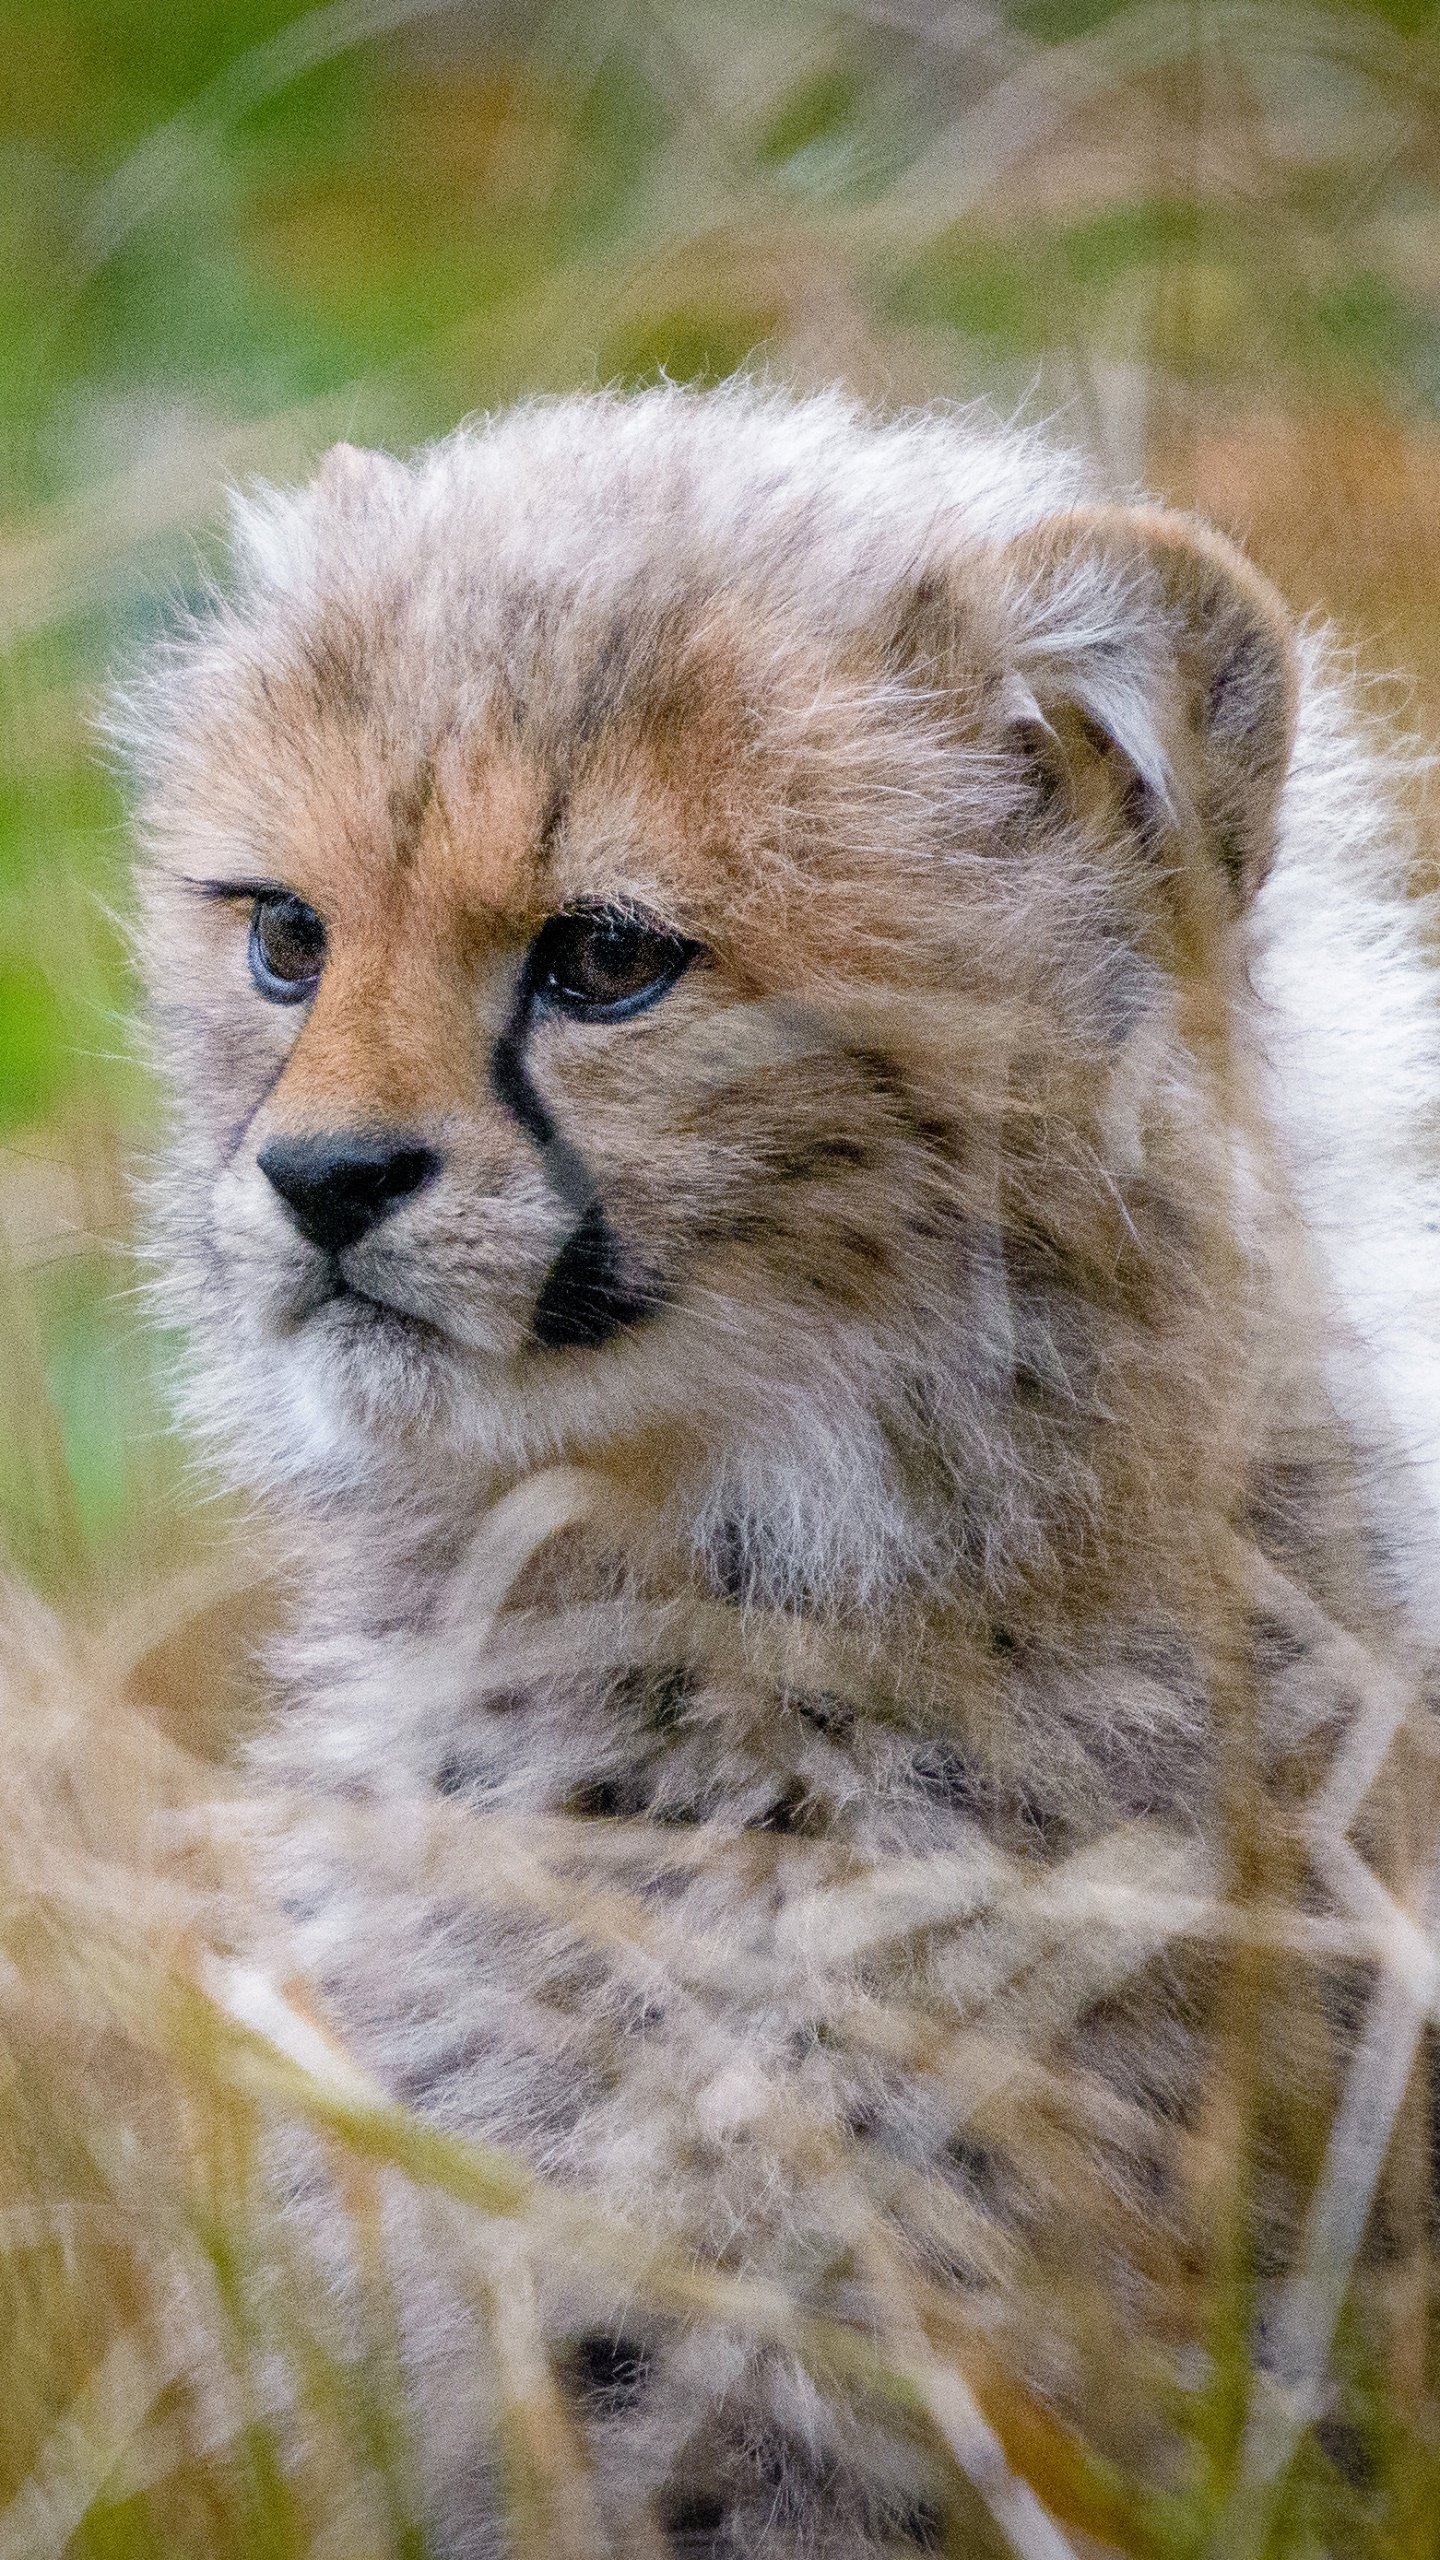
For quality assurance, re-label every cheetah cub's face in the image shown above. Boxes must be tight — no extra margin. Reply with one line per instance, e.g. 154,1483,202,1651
130,403,1294,1553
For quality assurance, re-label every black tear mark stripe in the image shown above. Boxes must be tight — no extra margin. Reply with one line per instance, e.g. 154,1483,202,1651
490,956,661,1350
491,954,598,1220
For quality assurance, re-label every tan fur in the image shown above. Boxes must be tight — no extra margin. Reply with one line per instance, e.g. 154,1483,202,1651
121,388,1439,2556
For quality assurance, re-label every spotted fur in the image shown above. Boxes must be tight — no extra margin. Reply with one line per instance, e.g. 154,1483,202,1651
122,388,1440,2556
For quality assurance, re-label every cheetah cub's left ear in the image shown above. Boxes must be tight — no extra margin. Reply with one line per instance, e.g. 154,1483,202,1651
999,505,1300,912
227,440,411,596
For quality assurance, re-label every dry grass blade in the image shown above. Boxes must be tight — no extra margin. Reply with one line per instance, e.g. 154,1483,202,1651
7,1401,1440,2554
0,2332,185,2560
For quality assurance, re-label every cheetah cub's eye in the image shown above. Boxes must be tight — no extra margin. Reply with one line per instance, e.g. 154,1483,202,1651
249,891,327,1005
530,907,700,1023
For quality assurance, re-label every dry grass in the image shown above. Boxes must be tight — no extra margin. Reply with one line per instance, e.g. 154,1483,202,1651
3,1466,1439,2556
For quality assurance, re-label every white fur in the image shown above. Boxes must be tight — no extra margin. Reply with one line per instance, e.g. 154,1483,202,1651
1252,640,1440,1629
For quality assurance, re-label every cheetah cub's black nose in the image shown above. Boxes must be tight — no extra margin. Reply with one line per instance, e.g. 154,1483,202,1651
258,1133,440,1254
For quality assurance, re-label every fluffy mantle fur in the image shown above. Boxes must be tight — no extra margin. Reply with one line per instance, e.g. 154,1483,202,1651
123,388,1440,2556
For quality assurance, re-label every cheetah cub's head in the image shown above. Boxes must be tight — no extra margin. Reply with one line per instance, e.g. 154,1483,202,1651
127,395,1295,1605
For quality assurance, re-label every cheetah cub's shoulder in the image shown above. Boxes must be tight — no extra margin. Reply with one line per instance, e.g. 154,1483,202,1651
127,389,1440,2557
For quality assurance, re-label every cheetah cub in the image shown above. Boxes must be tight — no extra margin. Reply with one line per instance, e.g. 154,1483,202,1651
127,389,1440,2556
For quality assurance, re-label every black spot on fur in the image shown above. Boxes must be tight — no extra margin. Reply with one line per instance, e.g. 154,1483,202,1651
846,1044,910,1102
698,1207,791,1252
1319,1958,1376,2049
744,1778,810,1835
910,1111,961,1154
791,1689,855,1738
1249,1610,1310,1676
910,1731,1071,1858
562,1774,649,1818
895,2499,947,2550
658,2487,728,2552
1010,1363,1050,1410
947,2133,999,2198
1213,826,1246,890
533,1201,660,1349
1119,761,1164,861
610,1664,698,1733
805,1225,893,1308
1015,1793,1070,1857
911,1744,995,1816
1245,1459,1336,1578
561,2331,653,2414
708,1518,817,1612
766,1134,874,1180
839,1226,892,1272
711,1521,750,1604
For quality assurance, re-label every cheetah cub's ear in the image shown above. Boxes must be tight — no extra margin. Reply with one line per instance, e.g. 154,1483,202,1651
998,505,1299,914
227,439,410,596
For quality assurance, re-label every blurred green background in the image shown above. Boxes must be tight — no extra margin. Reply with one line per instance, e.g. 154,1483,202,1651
5,0,1440,1616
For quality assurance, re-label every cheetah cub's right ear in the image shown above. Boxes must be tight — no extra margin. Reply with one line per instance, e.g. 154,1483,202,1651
997,505,1300,919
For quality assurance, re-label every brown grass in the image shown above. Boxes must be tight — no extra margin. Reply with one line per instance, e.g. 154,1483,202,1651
3,1446,1439,2553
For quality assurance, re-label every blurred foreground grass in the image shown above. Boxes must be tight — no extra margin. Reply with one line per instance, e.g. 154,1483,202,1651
9,1483,1440,2560
5,4,1440,2554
